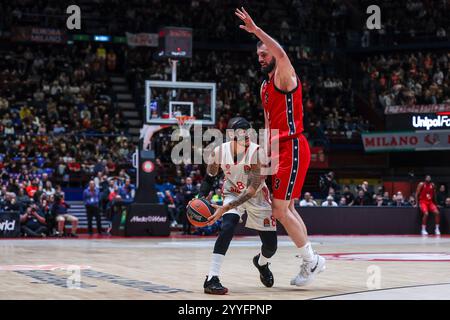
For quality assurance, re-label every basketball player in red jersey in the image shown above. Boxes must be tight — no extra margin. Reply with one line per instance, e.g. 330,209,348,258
235,7,325,286
416,175,440,235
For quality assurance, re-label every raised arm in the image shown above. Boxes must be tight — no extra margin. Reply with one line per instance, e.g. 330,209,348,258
235,7,296,91
236,7,287,62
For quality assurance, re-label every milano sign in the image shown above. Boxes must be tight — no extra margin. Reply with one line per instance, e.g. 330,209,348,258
362,130,450,152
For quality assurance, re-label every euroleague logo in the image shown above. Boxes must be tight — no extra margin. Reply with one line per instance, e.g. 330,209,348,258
323,252,450,262
142,161,155,173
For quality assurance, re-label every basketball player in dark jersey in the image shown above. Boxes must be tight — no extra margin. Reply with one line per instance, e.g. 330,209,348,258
235,7,325,286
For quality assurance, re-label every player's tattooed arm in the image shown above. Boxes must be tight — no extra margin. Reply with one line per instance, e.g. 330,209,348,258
225,161,263,210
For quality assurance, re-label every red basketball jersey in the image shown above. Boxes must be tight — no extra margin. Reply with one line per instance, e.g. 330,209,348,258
419,182,435,202
261,74,304,142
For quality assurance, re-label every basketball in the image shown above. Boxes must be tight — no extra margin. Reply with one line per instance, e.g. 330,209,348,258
186,198,215,227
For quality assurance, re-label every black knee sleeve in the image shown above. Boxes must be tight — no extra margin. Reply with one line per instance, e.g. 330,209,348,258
213,214,240,255
258,231,278,258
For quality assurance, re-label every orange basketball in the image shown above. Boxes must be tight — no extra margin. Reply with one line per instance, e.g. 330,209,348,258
187,198,215,227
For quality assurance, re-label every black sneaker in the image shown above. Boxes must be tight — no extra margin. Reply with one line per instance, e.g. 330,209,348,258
69,233,78,238
203,276,228,295
253,254,274,288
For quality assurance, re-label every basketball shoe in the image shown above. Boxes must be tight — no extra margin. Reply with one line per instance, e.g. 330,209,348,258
435,227,441,235
253,254,274,287
290,253,326,286
204,276,228,295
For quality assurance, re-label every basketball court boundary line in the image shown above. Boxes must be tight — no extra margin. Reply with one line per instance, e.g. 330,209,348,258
322,251,450,262
1,234,449,241
309,282,450,300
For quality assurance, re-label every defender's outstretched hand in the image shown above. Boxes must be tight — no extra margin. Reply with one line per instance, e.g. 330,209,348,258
235,7,258,34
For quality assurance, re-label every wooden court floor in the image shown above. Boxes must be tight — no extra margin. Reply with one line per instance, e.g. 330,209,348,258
1,235,450,300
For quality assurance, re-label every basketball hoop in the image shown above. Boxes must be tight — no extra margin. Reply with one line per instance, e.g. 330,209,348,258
175,115,196,137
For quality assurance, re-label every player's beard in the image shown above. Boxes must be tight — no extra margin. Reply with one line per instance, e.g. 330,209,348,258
261,57,276,74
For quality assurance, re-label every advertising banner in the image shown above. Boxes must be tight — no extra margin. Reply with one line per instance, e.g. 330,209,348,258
12,27,67,43
362,130,450,152
0,211,21,238
125,203,169,236
386,113,450,131
125,32,158,47
385,104,450,115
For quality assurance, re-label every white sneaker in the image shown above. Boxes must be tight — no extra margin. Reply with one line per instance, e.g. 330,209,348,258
435,228,441,236
290,254,326,286
421,229,428,236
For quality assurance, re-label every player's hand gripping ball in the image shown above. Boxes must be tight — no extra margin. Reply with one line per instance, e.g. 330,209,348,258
186,198,215,227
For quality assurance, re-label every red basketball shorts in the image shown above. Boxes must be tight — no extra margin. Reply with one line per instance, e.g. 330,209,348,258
419,201,439,214
271,134,310,200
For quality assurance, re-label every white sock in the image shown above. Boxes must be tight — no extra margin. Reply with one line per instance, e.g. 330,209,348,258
299,242,315,262
422,225,426,231
207,253,225,281
435,225,440,230
258,253,269,266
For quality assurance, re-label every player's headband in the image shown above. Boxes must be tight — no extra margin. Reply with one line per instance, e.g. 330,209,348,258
227,117,251,130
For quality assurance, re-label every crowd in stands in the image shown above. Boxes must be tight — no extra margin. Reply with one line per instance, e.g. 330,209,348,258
153,163,223,235
301,171,450,208
0,35,372,237
361,51,450,110
1,0,449,238
86,170,136,235
0,43,134,187
1,0,448,48
0,166,135,237
300,186,420,208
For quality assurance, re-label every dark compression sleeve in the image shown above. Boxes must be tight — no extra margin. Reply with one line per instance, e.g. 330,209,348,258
198,173,217,198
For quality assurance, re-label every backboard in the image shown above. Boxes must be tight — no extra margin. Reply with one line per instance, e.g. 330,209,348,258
145,80,216,125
